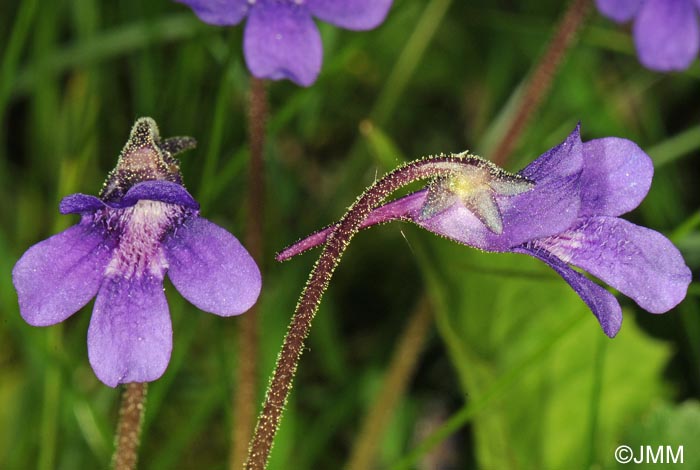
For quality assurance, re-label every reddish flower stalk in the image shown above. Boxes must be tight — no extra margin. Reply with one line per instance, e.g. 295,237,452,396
112,382,147,470
491,0,591,166
245,156,478,469
231,77,267,470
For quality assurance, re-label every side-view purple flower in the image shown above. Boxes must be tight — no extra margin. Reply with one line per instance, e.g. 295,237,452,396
278,125,692,337
176,0,393,86
596,0,700,71
12,117,261,387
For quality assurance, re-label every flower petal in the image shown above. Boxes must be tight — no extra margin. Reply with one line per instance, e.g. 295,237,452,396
580,138,653,217
489,124,584,248
307,0,393,30
176,0,250,26
164,217,261,316
120,181,200,210
519,124,583,183
244,2,322,86
12,223,114,326
88,275,172,387
514,245,623,337
60,194,105,214
633,0,699,71
539,216,691,313
595,0,643,22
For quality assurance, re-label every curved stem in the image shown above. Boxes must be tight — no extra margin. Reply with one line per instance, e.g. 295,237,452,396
112,382,147,470
231,77,267,470
491,0,591,166
245,156,475,469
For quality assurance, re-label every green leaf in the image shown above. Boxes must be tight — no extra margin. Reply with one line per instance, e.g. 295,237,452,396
418,237,672,469
618,401,700,469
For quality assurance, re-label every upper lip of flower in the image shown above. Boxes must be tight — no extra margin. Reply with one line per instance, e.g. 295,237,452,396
60,180,200,214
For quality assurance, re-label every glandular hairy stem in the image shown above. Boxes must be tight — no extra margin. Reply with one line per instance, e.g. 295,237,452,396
231,77,267,470
112,382,147,470
245,155,480,470
491,0,591,166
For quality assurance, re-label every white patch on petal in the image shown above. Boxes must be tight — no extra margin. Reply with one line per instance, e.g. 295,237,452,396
533,230,586,264
103,201,184,279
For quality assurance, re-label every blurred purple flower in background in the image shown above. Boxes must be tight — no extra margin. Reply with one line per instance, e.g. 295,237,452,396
176,0,393,86
596,0,700,71
12,118,261,387
279,126,691,337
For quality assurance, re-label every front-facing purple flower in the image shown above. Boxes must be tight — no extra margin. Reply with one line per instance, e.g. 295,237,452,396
176,0,393,86
596,0,700,71
12,118,261,387
278,126,692,337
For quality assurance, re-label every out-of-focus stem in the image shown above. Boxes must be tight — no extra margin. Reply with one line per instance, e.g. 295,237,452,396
346,297,433,470
231,77,267,470
112,382,147,470
246,156,475,469
491,0,591,166
38,326,62,470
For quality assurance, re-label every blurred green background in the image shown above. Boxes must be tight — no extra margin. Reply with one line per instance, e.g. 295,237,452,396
1,0,699,468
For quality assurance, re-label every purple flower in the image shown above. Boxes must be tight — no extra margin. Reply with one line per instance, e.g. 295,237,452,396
278,126,691,337
176,0,393,86
596,0,700,71
12,118,261,387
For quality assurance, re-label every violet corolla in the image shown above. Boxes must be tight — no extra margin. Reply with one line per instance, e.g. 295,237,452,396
176,0,393,86
596,0,700,71
278,126,691,337
12,118,261,387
